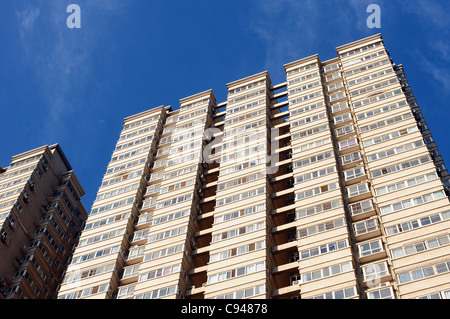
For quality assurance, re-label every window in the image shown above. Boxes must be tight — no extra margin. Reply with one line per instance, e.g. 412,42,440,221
302,262,353,283
367,287,394,299
297,218,345,238
358,239,383,257
353,218,378,235
295,199,342,219
362,262,389,281
380,191,446,215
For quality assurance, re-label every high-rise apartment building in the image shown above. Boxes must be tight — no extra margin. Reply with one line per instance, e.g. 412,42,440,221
58,34,450,300
0,144,87,299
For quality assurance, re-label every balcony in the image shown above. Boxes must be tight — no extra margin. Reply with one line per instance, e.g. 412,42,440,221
349,199,376,222
353,217,381,241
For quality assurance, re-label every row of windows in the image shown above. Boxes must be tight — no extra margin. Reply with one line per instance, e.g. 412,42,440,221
133,285,178,299
289,90,323,106
223,119,266,138
359,239,383,257
295,166,336,183
77,228,125,247
297,218,346,238
0,187,22,200
122,115,160,131
220,143,266,163
143,243,185,262
347,67,393,87
166,154,201,168
292,137,332,154
95,183,139,201
391,234,450,259
160,178,195,194
0,163,36,181
106,158,146,175
213,204,266,224
302,261,353,283
84,212,130,231
138,263,181,282
397,260,450,284
228,89,266,105
119,125,156,141
307,286,357,299
101,170,143,187
90,197,135,216
222,131,265,151
371,155,431,178
207,261,265,284
288,81,321,95
295,182,338,201
294,151,334,167
0,176,28,190
211,221,266,243
180,98,210,111
63,263,115,284
168,140,202,155
289,101,325,117
385,210,450,236
300,239,348,260
287,62,317,76
228,80,266,95
342,50,385,68
340,41,382,58
353,88,403,108
360,112,413,133
159,129,203,146
363,125,418,147
367,139,424,163
213,284,266,299
217,172,266,191
111,146,150,163
295,199,343,219
290,112,327,128
288,71,320,85
227,98,265,115
375,172,438,196
291,124,329,141
162,119,204,135
71,245,121,264
58,283,110,299
166,108,207,124
148,225,188,244
156,194,192,209
218,159,265,176
350,77,397,98
115,135,153,151
380,190,446,215
216,187,265,207
417,290,450,299
152,209,190,226
224,108,265,126
356,100,407,120
362,261,389,282
209,240,265,263
163,165,198,180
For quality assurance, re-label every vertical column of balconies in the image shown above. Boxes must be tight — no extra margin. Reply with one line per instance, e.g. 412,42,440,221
278,56,359,299
338,34,450,299
125,91,216,300
59,107,165,299
201,72,273,299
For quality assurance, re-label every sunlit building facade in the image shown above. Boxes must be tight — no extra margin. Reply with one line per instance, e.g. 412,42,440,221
58,34,450,300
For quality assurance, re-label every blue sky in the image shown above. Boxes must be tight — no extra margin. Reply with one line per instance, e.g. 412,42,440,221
1,0,449,210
